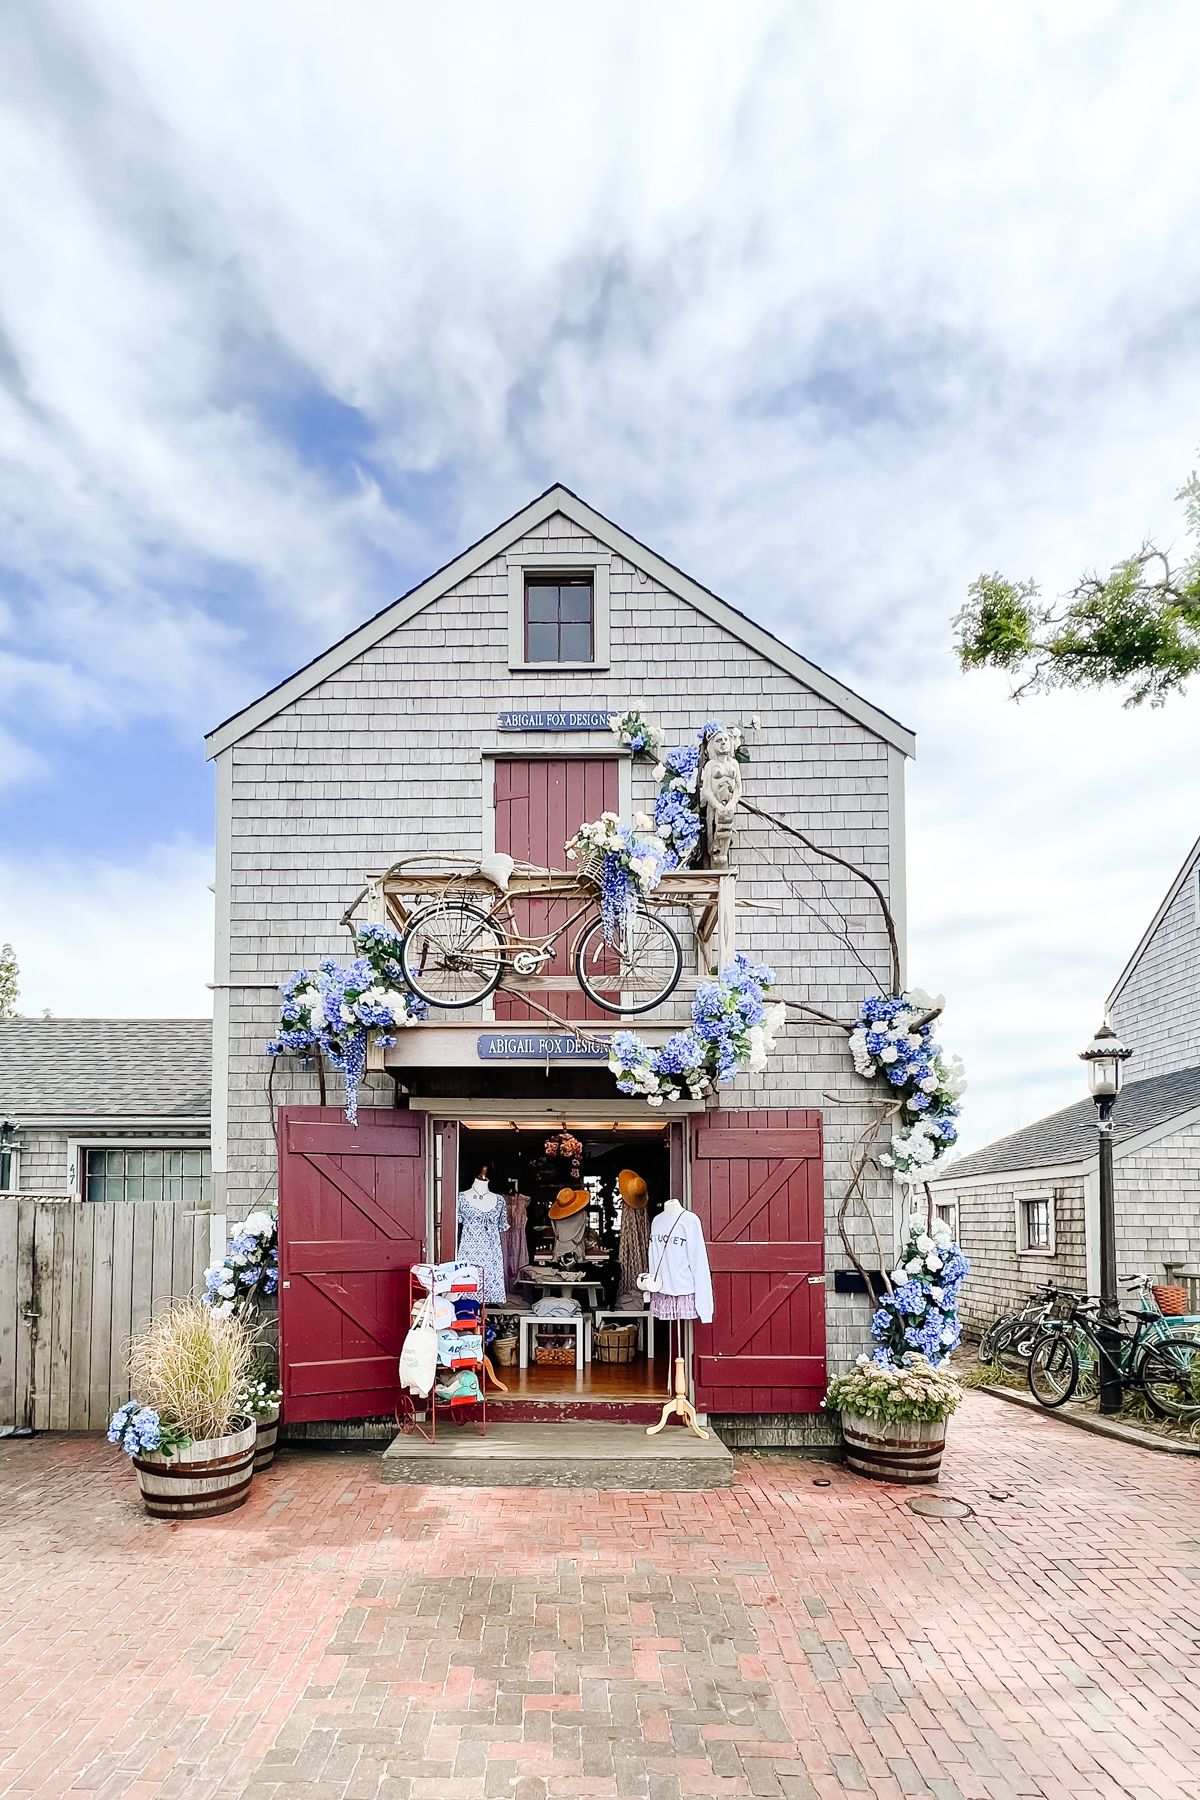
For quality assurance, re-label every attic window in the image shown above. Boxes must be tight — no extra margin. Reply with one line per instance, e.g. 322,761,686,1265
524,576,593,663
506,550,610,670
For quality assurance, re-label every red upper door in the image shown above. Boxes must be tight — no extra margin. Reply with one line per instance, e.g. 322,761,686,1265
690,1109,826,1415
277,1107,426,1422
493,756,619,1021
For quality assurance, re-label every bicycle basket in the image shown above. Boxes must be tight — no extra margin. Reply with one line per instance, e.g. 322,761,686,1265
576,847,608,886
1048,1294,1076,1321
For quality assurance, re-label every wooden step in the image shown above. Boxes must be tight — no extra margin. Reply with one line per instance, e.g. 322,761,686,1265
380,1420,733,1489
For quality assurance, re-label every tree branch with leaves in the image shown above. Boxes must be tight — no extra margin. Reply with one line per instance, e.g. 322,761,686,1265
954,461,1200,707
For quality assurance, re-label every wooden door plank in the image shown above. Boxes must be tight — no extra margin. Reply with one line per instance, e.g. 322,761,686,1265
69,1202,96,1430
13,1204,36,1433
0,1202,18,1429
29,1206,55,1432
108,1203,136,1416
87,1205,116,1430
47,1205,73,1432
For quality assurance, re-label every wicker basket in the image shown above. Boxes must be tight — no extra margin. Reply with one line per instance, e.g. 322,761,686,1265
593,1324,639,1364
575,847,607,885
492,1334,518,1366
534,1343,578,1367
1152,1283,1189,1317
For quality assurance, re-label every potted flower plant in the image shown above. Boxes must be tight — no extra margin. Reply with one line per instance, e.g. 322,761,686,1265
824,1356,964,1483
238,1367,284,1470
108,1301,256,1518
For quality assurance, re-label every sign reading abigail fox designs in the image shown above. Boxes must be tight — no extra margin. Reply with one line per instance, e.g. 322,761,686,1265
497,708,612,731
477,1032,609,1061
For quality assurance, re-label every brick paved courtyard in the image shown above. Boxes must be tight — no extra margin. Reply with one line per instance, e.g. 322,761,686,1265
1,1394,1198,1800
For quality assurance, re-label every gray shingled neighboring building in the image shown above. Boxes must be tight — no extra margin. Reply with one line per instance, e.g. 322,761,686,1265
932,841,1200,1333
0,1018,211,1199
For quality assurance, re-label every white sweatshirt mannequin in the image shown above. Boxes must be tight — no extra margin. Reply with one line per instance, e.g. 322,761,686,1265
645,1196,709,1442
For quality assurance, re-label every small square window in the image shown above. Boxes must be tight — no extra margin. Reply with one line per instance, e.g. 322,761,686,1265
934,1200,958,1241
1020,1196,1052,1251
523,577,594,663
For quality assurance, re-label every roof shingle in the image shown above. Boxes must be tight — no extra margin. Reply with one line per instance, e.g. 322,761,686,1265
935,1063,1200,1182
0,1019,212,1121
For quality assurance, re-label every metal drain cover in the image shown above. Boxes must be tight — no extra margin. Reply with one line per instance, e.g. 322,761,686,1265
908,1494,973,1519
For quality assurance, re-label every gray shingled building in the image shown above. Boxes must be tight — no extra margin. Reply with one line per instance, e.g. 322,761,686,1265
932,836,1200,1333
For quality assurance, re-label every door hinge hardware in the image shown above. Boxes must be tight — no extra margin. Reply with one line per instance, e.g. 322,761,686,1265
281,1281,291,1290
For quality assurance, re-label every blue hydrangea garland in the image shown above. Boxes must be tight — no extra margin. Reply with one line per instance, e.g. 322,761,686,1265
870,1211,970,1369
267,923,429,1123
610,712,754,872
203,1209,279,1315
848,990,966,1180
607,954,784,1104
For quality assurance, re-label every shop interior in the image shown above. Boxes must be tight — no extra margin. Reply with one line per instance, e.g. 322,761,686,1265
450,1123,673,1398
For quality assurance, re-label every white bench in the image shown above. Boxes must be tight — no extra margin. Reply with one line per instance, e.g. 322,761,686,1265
592,1307,654,1361
519,1313,589,1371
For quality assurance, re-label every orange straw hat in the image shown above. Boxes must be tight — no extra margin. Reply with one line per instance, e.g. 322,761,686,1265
549,1186,589,1220
617,1169,648,1208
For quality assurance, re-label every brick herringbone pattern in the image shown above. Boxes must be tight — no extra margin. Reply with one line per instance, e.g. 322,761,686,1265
1,1394,1198,1798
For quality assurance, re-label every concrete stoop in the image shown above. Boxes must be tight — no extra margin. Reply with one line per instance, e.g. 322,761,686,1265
380,1420,734,1488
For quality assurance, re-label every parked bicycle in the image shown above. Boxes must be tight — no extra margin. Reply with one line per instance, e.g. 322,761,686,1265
398,874,684,1015
978,1287,1057,1366
1026,1283,1200,1420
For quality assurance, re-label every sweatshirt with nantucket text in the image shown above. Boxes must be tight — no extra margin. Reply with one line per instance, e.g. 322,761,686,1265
647,1209,714,1323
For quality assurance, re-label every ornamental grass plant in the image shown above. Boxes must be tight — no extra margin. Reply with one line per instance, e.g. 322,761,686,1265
127,1300,256,1443
824,1356,964,1425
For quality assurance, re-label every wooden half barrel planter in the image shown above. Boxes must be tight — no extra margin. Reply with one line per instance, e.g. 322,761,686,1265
133,1417,256,1518
253,1404,281,1471
840,1411,946,1483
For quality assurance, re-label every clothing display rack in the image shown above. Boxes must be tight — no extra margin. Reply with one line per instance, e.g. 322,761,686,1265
396,1262,488,1444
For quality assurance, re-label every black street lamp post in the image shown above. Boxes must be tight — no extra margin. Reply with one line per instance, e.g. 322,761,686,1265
1079,1024,1133,1415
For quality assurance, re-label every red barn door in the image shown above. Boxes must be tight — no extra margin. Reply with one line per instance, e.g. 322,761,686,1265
277,1107,426,1422
690,1110,826,1414
493,756,619,1021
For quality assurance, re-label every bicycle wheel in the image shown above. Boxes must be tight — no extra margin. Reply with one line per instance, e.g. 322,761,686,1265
980,1314,1019,1363
399,900,505,1009
574,906,683,1014
1139,1334,1200,1422
1027,1332,1079,1407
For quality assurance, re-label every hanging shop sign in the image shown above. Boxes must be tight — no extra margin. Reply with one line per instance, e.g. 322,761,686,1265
497,708,612,731
476,1031,610,1061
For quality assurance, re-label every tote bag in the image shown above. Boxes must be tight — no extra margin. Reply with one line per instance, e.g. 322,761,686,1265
398,1297,438,1397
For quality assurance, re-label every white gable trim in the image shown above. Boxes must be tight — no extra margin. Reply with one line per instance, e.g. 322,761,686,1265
204,484,915,759
1106,831,1200,1010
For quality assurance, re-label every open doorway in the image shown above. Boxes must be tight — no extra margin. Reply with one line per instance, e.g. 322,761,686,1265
450,1122,673,1401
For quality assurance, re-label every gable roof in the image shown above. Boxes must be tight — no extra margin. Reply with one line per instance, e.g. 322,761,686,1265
205,484,916,759
934,1062,1200,1182
0,1019,212,1124
1106,831,1200,1010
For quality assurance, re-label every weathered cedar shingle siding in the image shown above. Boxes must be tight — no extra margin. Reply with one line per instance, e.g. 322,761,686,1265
1109,840,1199,1083
948,1175,1088,1333
218,511,905,1370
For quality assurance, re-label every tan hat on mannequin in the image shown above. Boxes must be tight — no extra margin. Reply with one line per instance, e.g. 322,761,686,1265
549,1186,589,1220
617,1169,648,1208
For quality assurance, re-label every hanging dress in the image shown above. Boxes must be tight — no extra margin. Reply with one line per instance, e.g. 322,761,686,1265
618,1201,651,1309
502,1189,530,1293
456,1189,508,1303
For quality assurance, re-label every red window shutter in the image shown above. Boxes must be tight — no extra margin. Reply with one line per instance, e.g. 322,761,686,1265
690,1109,826,1415
277,1107,426,1422
493,757,619,1021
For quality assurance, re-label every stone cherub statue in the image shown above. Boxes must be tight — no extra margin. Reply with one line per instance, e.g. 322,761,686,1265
699,726,742,867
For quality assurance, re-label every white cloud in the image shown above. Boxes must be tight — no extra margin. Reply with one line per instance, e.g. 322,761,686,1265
1,1,1199,1145
0,844,213,1016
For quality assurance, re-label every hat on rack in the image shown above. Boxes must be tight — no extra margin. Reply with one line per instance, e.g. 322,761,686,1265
549,1185,589,1220
617,1169,648,1208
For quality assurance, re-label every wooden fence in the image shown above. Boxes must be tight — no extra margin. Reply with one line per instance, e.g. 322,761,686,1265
0,1200,210,1433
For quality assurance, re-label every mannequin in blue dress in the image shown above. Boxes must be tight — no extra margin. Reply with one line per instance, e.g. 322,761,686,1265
456,1164,508,1302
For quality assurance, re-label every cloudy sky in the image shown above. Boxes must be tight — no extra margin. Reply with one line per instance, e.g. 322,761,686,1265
2,1,1199,1151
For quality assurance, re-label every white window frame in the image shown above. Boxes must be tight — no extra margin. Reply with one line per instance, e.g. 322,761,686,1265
507,550,611,671
1016,1190,1056,1255
68,1139,213,1205
0,1143,20,1194
933,1197,958,1242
